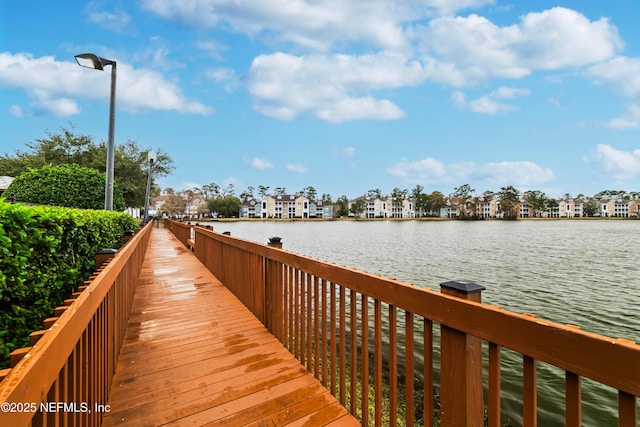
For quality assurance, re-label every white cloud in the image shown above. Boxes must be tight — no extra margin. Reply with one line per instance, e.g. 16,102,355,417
478,161,555,186
286,163,309,173
196,40,228,61
141,0,496,51
607,104,640,130
142,3,623,123
387,157,448,182
586,57,640,129
85,2,133,33
416,7,622,86
35,96,81,116
205,67,240,92
389,157,554,187
0,52,213,117
248,52,422,122
250,157,274,170
9,105,24,117
332,147,356,159
586,56,640,98
587,144,640,180
452,87,530,114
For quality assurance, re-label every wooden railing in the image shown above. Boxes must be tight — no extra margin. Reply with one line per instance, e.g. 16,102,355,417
174,221,639,427
0,221,152,426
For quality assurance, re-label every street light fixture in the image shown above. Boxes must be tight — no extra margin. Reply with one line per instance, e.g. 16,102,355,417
143,151,156,223
75,53,117,211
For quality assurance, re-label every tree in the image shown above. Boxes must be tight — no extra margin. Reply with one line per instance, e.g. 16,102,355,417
273,187,287,196
321,193,333,204
202,182,220,199
257,185,270,198
220,183,235,197
411,185,425,217
161,194,186,217
335,195,349,217
182,189,203,218
367,188,382,199
583,199,598,217
452,184,476,218
415,193,430,217
496,186,520,219
208,196,241,218
350,198,366,218
546,198,559,216
239,186,255,203
524,190,548,218
0,126,173,207
5,164,126,210
391,187,408,218
299,186,317,201
429,191,447,216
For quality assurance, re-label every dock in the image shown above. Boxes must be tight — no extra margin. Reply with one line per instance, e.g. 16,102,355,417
102,228,359,426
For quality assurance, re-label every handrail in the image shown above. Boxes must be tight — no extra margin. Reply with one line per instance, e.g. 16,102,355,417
0,221,152,426
175,221,639,426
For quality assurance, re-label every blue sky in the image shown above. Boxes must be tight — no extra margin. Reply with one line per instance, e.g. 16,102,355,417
1,1,639,199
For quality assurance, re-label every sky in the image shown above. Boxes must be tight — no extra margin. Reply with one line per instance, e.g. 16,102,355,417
1,1,640,199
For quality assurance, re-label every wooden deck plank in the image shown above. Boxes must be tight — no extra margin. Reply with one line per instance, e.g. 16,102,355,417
102,228,359,426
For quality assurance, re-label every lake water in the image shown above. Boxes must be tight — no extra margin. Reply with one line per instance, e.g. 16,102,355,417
200,219,640,426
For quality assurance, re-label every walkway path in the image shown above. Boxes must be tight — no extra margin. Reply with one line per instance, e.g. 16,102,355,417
102,228,359,426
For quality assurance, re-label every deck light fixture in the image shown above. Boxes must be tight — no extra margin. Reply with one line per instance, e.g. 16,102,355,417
143,151,156,223
75,53,117,210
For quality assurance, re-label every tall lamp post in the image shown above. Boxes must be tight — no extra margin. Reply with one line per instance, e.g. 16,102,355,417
143,151,156,223
75,53,117,211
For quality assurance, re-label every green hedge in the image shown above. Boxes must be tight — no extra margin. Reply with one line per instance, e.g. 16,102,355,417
0,200,140,369
5,164,126,211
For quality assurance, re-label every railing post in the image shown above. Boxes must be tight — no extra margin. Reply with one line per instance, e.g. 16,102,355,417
95,248,117,270
439,280,486,426
268,236,283,249
123,230,135,244
265,237,283,338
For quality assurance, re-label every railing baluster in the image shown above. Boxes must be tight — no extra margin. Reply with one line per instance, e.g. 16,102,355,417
488,342,501,427
618,391,637,427
330,281,337,395
293,268,299,359
286,266,293,352
82,328,89,426
565,371,581,427
339,285,347,407
314,276,320,379
405,311,414,427
300,271,306,367
349,289,357,416
389,305,398,427
374,299,383,427
307,273,313,371
523,355,537,427
322,278,328,386
361,294,369,427
424,318,433,427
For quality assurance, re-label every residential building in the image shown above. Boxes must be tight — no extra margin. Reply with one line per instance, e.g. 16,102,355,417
239,199,262,218
309,200,333,218
478,198,498,218
0,176,14,197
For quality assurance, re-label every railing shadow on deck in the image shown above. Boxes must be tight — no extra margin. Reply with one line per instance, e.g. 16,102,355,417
0,221,152,427
169,220,639,427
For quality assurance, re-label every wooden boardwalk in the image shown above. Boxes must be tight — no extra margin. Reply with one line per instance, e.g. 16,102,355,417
102,228,359,426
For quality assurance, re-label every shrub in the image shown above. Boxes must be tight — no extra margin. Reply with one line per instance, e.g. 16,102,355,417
5,164,126,211
0,200,139,368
